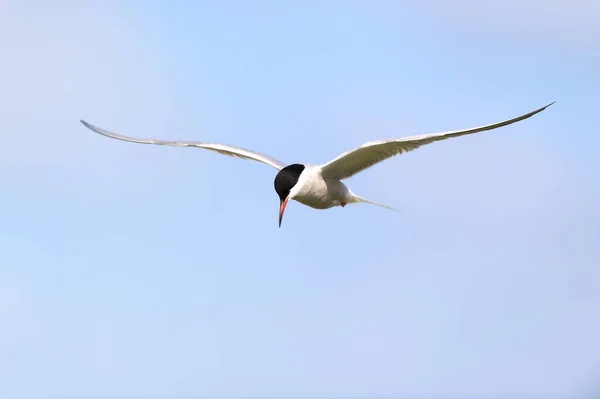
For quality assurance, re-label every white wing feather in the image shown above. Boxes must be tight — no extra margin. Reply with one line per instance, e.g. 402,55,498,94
320,102,554,180
80,120,286,170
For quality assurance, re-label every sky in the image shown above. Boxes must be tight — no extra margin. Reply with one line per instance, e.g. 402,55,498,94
1,1,599,398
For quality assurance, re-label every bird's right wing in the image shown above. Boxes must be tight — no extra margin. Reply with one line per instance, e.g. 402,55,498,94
319,102,554,180
80,120,286,170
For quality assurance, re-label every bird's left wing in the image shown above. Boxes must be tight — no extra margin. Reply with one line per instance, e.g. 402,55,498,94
80,120,286,170
319,102,554,180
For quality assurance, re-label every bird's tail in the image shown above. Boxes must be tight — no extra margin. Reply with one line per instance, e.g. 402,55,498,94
350,194,399,212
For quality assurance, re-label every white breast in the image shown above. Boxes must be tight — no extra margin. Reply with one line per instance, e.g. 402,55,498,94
289,165,350,209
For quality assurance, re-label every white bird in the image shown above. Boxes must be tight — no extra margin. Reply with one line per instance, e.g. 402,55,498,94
80,102,554,227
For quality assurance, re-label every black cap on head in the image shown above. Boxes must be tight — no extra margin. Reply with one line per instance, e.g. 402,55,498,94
274,164,305,201
274,164,304,227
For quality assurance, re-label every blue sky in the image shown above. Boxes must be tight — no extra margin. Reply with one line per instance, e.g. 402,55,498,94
1,1,599,398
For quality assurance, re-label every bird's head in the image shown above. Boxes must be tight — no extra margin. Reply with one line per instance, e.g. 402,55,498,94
274,164,305,228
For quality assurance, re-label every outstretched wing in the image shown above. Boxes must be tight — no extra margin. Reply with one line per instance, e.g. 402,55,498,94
80,120,286,170
320,102,554,180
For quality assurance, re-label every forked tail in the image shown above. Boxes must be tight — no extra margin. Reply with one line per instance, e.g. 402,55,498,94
350,194,399,212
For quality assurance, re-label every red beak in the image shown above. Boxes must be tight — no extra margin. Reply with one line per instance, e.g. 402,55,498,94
279,197,289,228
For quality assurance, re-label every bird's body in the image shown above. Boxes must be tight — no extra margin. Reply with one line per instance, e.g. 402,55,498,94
80,101,554,227
288,165,350,209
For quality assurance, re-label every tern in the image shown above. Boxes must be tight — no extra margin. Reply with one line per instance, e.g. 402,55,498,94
81,101,553,227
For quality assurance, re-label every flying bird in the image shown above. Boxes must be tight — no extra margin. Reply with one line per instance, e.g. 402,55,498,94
80,102,554,227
